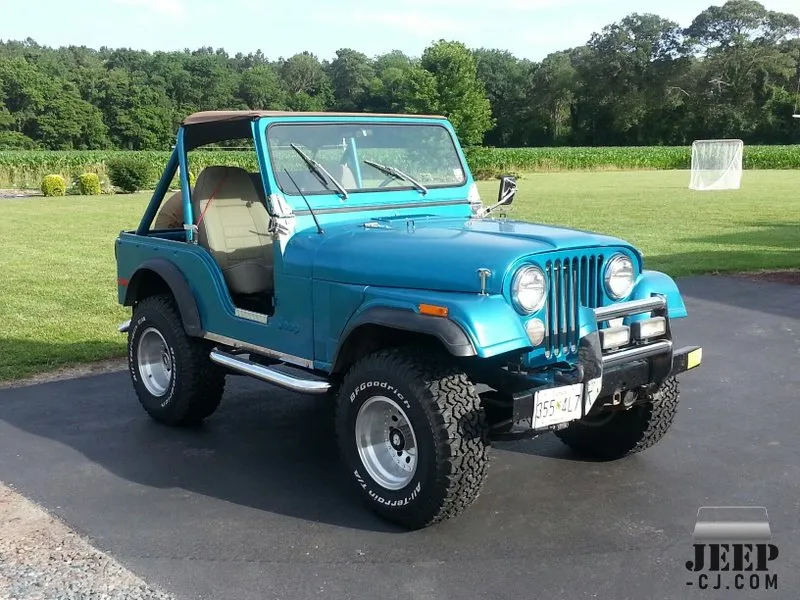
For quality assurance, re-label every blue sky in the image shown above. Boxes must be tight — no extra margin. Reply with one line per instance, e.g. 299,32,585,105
1,0,798,61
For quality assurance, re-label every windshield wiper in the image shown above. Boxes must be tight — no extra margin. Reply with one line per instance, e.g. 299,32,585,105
289,143,348,199
363,159,428,195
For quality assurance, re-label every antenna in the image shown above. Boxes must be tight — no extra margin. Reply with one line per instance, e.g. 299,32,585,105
284,169,324,235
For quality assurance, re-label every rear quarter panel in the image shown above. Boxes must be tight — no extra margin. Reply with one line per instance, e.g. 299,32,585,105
116,233,315,361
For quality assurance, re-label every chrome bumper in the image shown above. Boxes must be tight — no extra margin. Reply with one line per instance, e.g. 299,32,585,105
118,320,131,333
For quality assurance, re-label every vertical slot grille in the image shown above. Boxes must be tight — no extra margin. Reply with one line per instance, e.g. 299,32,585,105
544,255,604,358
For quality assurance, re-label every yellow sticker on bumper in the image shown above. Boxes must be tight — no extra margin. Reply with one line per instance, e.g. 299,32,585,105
687,348,703,370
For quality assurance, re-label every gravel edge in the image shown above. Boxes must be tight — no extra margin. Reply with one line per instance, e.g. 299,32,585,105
0,483,173,600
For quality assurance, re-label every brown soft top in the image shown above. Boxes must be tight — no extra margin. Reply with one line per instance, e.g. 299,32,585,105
182,110,446,126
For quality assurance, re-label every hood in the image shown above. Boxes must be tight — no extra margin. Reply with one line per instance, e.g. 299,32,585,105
303,216,635,294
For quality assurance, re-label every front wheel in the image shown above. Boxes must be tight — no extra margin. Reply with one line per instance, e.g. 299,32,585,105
335,348,489,529
554,377,680,460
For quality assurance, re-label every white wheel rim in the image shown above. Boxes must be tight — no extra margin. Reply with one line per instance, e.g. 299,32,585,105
355,396,418,491
137,327,173,397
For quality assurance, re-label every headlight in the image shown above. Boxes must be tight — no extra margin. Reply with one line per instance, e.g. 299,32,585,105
511,266,547,313
604,254,635,299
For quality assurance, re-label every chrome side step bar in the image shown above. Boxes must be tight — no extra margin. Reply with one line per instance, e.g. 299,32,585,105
209,349,331,395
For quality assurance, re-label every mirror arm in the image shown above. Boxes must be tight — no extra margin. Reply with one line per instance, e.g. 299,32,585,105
477,200,507,218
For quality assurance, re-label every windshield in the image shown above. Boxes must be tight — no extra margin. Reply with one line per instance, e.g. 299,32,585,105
267,122,466,196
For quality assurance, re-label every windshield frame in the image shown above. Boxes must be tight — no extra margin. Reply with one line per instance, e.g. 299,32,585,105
265,120,468,197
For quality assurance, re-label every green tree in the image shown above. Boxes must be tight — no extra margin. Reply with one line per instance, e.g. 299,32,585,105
526,50,579,145
684,0,800,140
420,40,493,145
88,69,173,149
279,52,332,110
239,64,287,110
473,49,534,146
0,57,109,149
686,0,800,47
328,48,377,111
573,13,689,145
394,66,440,114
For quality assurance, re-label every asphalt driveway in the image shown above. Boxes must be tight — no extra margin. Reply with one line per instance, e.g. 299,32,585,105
1,276,799,600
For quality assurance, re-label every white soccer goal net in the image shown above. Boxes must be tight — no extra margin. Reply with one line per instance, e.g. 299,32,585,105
689,139,744,191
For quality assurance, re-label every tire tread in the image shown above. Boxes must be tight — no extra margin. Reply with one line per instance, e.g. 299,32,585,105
336,347,489,528
131,294,225,425
555,377,680,460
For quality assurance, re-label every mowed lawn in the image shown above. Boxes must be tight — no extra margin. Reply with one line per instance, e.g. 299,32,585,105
1,170,798,381
480,170,800,276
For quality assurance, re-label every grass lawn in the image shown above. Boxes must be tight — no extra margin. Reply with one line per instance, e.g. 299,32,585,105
1,170,798,381
477,170,800,276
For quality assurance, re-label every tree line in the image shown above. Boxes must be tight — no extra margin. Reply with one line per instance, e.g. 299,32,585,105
0,0,798,151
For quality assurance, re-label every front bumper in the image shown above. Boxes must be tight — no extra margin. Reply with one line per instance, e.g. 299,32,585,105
501,296,702,435
599,343,701,400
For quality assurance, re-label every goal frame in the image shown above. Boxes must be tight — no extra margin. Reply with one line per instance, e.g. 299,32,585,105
689,139,744,191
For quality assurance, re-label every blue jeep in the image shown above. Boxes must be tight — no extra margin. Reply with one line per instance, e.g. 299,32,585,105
116,110,703,529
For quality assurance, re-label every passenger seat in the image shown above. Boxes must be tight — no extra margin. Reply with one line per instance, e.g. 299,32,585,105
192,166,274,296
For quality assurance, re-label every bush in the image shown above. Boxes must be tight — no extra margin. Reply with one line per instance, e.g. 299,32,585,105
40,174,66,197
77,172,101,195
107,156,154,193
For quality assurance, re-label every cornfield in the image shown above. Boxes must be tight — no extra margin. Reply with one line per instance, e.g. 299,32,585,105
464,145,800,177
1,145,798,188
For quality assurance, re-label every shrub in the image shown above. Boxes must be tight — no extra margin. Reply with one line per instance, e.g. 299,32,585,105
471,167,523,181
40,174,66,197
107,156,154,193
77,172,101,195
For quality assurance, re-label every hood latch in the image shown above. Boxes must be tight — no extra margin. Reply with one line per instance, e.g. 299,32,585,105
477,268,491,296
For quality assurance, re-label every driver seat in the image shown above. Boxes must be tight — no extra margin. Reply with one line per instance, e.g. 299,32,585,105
192,166,274,296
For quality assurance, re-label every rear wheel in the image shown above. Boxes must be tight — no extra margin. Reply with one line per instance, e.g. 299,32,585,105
128,294,225,425
554,377,680,460
335,348,489,529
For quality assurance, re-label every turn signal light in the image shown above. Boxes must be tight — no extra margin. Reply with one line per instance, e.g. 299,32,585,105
525,318,545,346
419,303,449,318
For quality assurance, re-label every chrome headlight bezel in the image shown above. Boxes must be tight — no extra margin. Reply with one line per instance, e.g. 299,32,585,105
511,265,547,314
604,254,635,299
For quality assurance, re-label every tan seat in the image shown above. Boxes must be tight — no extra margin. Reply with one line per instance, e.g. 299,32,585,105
192,166,274,296
154,190,185,229
322,162,357,189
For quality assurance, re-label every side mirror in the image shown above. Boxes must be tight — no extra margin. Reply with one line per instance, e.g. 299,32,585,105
478,175,517,217
497,175,517,206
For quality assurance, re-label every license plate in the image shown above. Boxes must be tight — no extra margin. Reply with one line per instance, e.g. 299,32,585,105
533,383,584,429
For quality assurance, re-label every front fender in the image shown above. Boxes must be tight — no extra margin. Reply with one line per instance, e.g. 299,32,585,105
351,288,530,360
629,270,687,319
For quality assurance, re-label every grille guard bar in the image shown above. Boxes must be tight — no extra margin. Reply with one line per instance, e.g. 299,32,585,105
594,296,672,368
594,296,666,322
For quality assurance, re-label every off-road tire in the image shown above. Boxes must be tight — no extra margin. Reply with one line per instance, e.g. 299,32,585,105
128,294,225,425
554,377,680,461
335,348,489,529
